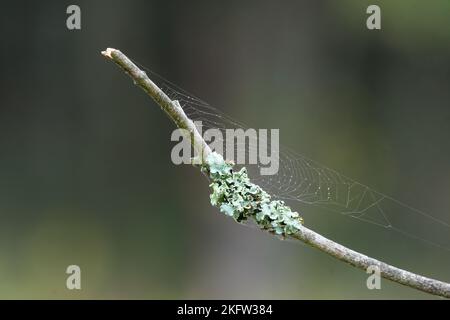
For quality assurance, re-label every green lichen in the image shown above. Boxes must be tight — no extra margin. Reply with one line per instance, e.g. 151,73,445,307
202,152,304,236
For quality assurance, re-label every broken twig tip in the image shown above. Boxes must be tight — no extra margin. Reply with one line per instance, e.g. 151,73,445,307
101,48,116,58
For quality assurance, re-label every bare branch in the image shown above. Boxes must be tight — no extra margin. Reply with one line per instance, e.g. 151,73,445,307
101,48,211,163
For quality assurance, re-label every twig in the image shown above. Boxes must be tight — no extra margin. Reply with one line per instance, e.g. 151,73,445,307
102,48,211,163
101,48,450,299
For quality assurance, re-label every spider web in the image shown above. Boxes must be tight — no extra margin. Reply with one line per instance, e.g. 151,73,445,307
136,63,450,252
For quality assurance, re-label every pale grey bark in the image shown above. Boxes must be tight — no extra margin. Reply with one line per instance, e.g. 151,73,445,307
102,48,450,299
291,227,450,298
102,48,211,163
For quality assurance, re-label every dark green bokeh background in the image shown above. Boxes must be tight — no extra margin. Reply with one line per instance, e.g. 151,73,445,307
1,0,450,299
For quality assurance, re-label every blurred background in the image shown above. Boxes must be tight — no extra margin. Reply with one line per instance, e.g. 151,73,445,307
1,0,450,299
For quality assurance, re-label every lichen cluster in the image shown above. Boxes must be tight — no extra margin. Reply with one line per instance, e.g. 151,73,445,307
203,152,303,236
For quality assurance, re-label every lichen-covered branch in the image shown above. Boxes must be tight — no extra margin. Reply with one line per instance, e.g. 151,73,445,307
101,47,450,299
204,152,303,235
